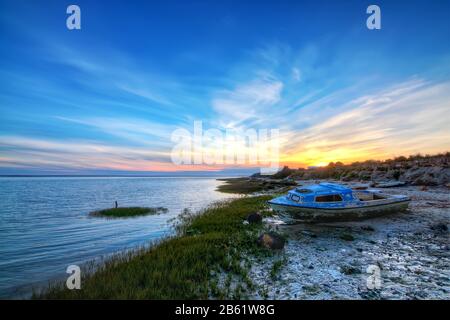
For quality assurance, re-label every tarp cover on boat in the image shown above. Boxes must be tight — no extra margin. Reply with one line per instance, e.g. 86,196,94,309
289,183,356,202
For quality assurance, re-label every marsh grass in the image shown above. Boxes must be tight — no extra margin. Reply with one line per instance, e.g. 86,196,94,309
36,196,272,299
89,206,168,218
270,256,288,280
216,178,268,194
216,178,295,194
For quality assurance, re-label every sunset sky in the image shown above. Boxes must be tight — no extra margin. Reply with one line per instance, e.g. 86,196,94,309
0,0,449,174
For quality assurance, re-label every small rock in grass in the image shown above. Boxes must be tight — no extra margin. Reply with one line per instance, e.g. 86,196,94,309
302,284,321,295
430,223,448,232
340,233,355,241
257,232,285,250
247,212,263,224
361,225,375,232
340,265,361,275
301,231,317,238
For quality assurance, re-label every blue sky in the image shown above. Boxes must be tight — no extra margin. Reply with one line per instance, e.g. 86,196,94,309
0,0,449,174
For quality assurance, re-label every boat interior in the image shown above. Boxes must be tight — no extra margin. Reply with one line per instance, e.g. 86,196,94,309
355,192,387,201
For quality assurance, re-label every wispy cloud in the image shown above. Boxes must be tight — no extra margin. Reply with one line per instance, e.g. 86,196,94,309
54,116,175,146
0,135,208,172
212,77,283,127
46,44,179,108
282,79,450,166
1,11,449,173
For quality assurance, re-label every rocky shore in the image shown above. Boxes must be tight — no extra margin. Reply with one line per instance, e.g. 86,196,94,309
247,184,449,299
255,152,450,187
215,155,449,299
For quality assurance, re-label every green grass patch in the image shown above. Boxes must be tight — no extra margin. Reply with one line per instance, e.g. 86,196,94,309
90,207,168,218
216,178,267,194
216,178,295,194
270,256,288,280
339,233,355,241
36,196,272,299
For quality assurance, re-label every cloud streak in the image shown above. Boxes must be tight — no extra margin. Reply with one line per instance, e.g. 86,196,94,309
1,14,449,173
0,135,224,172
282,79,450,166
212,77,283,128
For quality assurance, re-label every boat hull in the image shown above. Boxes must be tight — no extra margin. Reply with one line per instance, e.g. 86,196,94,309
269,200,410,223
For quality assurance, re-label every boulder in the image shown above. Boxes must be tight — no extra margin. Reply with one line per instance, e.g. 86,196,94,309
340,265,361,275
340,233,355,241
271,166,294,179
358,170,372,181
257,232,285,250
407,167,449,186
412,174,438,186
430,223,448,233
374,180,407,188
246,212,263,224
438,168,450,185
361,225,375,232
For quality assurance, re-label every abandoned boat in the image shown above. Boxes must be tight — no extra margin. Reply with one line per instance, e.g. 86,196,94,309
268,182,410,222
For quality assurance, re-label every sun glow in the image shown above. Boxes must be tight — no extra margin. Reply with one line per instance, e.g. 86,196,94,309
280,147,388,169
314,162,329,167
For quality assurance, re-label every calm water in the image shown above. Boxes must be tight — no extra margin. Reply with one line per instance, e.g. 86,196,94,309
0,176,233,298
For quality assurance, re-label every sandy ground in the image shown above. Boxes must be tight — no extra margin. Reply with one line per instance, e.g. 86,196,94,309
248,185,449,299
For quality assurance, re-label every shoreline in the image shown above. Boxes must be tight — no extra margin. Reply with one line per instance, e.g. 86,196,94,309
0,177,233,299
249,185,449,299
35,196,275,299
9,177,450,299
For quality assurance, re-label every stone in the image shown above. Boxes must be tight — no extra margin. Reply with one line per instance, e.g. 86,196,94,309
430,223,448,232
361,225,375,231
340,233,355,241
257,232,285,250
246,212,263,224
340,265,361,275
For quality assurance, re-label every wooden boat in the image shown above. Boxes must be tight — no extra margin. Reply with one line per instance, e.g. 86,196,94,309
268,182,410,222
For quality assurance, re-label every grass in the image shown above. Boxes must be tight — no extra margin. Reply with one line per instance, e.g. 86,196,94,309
89,206,168,218
35,196,273,299
270,256,288,280
216,178,268,194
216,177,295,194
339,233,355,241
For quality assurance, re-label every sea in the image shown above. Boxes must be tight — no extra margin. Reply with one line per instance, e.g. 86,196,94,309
0,176,234,298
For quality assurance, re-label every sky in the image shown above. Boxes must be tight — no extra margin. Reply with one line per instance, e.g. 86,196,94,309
0,0,449,174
